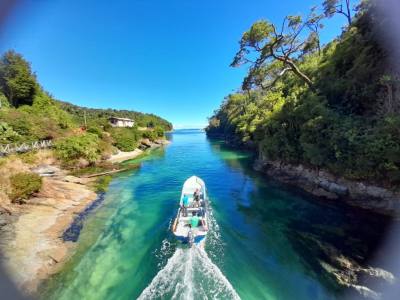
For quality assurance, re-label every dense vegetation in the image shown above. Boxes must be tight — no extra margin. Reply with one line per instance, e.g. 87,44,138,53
54,133,101,167
206,0,400,186
58,100,172,131
0,50,172,167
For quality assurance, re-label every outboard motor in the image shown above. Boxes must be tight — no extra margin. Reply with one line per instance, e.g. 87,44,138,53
187,230,194,247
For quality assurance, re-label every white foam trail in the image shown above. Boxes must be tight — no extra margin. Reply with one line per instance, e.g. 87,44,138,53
138,201,239,299
362,267,396,284
137,246,240,300
204,208,225,263
348,284,380,300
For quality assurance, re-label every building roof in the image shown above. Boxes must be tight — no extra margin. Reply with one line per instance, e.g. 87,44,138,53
108,117,134,121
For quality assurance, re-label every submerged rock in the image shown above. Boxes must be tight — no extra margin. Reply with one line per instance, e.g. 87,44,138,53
317,241,396,300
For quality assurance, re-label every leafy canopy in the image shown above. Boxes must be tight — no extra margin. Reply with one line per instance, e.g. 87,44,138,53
231,11,325,91
207,0,400,185
0,50,37,107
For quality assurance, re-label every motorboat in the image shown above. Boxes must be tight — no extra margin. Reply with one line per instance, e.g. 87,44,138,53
171,176,209,246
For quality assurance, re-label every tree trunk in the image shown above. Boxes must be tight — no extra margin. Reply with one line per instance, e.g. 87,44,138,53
345,0,352,25
282,58,315,90
317,40,321,56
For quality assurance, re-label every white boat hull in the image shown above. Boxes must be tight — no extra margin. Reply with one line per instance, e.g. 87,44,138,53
172,176,209,246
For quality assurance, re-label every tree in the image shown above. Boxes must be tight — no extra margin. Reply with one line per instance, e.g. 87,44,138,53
231,13,322,91
378,74,400,116
0,50,37,107
305,6,325,56
323,0,352,25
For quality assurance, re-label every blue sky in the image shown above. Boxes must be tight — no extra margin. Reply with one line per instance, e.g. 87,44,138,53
0,0,346,128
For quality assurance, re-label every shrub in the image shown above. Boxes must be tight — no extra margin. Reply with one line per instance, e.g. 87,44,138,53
0,91,10,108
0,121,21,144
141,130,157,141
0,88,77,143
9,172,42,203
154,126,165,138
54,133,100,166
98,137,115,159
0,106,73,142
87,126,103,137
110,128,139,151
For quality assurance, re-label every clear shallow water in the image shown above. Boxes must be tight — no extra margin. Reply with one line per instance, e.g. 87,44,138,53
41,130,392,300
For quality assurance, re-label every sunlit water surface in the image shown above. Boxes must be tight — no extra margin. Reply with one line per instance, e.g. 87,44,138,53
40,130,394,300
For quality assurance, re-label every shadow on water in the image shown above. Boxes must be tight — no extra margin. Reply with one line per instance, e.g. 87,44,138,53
62,193,106,242
208,137,396,298
239,186,394,294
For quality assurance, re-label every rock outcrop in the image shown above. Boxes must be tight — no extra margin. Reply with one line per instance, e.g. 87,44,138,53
255,159,400,215
0,167,97,295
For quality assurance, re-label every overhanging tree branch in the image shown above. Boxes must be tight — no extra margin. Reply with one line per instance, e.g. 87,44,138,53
231,12,322,92
323,0,352,25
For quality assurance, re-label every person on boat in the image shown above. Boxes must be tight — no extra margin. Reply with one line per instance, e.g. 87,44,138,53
190,212,199,228
200,218,208,231
182,195,189,217
198,198,206,216
193,189,201,207
193,189,200,200
204,220,208,231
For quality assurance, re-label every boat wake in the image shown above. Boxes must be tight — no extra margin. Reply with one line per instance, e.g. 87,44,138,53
137,246,240,300
138,206,240,300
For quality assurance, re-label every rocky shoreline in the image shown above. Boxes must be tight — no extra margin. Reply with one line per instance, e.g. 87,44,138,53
254,159,400,216
254,158,399,298
0,139,171,296
0,167,97,295
208,136,400,215
206,138,399,297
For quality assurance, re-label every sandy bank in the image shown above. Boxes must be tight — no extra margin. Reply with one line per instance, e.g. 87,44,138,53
108,139,170,164
0,170,97,294
108,149,144,164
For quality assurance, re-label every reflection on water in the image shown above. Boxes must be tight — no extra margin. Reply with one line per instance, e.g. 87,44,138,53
41,130,397,300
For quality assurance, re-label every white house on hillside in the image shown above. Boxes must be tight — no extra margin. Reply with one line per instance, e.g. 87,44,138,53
109,117,134,128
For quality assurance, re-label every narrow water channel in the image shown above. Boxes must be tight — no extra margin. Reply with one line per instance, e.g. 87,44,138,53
41,129,394,300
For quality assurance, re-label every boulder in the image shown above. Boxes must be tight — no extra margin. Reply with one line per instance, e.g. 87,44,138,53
31,164,60,177
62,176,88,185
141,138,152,148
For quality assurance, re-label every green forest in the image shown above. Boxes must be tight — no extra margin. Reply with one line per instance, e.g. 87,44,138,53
0,50,172,166
206,0,400,186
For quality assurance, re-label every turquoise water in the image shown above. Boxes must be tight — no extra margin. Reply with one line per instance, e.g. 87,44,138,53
41,130,391,300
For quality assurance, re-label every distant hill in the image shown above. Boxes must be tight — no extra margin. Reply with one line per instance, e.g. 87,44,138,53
57,100,172,131
0,50,172,165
